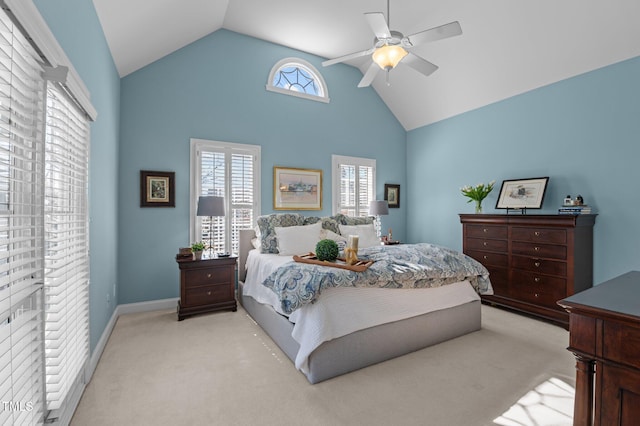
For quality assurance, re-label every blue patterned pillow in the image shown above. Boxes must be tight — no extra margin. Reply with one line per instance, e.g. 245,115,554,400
257,213,305,253
304,215,341,234
339,215,374,226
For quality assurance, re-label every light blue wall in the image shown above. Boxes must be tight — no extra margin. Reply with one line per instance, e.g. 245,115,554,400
118,30,406,304
407,56,640,285
35,0,121,351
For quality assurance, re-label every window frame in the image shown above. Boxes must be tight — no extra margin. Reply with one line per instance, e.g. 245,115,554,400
190,139,261,254
331,154,376,216
266,57,330,103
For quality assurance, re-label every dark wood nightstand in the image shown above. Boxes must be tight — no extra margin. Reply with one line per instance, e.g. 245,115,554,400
176,255,237,321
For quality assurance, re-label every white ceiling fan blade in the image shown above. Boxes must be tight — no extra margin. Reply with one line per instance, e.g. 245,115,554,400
357,62,380,88
402,53,439,77
322,48,374,67
365,12,391,40
405,21,462,47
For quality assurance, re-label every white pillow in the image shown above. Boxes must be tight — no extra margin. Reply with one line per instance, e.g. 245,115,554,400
275,222,322,255
320,228,348,250
338,223,380,249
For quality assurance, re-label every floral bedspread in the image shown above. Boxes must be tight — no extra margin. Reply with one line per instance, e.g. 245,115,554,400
261,243,492,315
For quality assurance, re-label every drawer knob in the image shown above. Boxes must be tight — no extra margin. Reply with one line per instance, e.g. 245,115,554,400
207,273,212,278
534,246,540,252
483,242,488,246
207,291,212,295
534,261,541,267
483,228,488,233
534,231,541,237
535,293,539,298
483,255,488,260
534,277,541,283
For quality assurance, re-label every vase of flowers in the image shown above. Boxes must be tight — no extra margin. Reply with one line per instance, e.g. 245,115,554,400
461,181,495,213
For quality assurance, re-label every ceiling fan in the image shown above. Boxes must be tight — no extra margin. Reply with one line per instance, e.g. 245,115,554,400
322,0,462,88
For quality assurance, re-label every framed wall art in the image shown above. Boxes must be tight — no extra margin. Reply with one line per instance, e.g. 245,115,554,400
384,184,400,208
140,170,175,207
273,166,322,210
495,177,549,210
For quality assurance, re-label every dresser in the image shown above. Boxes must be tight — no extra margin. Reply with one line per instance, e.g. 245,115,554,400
558,271,640,426
460,214,596,327
176,256,237,321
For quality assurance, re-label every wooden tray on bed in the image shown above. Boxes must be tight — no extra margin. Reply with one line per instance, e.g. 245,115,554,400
293,252,374,272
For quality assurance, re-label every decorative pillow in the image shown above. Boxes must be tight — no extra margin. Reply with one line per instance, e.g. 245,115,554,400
256,213,305,253
304,215,341,234
320,228,348,251
338,223,380,248
275,222,323,256
340,215,374,226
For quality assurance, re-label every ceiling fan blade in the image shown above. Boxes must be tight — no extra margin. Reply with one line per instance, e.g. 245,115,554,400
357,62,380,88
402,52,439,77
365,12,391,40
322,48,374,67
405,21,462,47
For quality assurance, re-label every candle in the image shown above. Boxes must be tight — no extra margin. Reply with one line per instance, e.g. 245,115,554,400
348,235,359,252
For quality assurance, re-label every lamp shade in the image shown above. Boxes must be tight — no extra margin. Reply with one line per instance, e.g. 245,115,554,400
369,200,389,216
197,196,225,217
372,45,408,70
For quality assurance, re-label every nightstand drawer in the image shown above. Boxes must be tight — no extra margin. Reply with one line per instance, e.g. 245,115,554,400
511,255,567,276
511,227,567,244
465,224,507,239
185,284,233,307
184,268,231,287
465,238,508,252
511,241,567,260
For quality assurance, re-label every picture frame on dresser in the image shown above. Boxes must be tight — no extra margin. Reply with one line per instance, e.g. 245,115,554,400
495,177,548,210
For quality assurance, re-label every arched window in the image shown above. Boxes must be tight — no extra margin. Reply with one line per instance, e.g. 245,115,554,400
266,58,329,103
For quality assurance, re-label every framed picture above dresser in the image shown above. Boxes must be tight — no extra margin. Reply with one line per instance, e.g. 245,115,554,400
460,214,596,328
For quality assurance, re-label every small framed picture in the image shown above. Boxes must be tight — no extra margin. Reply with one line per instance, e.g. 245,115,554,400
495,177,549,210
384,184,400,208
140,170,175,207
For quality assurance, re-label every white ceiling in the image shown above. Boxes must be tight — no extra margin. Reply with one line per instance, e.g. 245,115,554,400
92,0,640,130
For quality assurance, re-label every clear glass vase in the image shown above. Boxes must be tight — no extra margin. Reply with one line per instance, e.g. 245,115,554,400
475,200,482,214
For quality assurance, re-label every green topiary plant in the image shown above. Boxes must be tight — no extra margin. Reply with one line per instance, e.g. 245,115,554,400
315,239,339,262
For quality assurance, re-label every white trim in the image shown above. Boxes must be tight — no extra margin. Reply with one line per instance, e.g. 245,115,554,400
3,0,97,120
266,57,330,103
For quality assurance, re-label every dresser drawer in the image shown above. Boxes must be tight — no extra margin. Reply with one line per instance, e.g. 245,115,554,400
511,270,566,308
511,241,567,260
511,227,566,244
465,224,508,239
184,268,231,288
511,255,567,276
465,238,508,252
466,249,508,268
185,284,233,307
486,267,508,295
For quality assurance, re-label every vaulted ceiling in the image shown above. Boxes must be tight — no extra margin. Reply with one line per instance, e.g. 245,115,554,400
92,0,640,130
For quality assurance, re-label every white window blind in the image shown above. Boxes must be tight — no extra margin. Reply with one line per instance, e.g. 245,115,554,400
191,139,260,255
0,8,46,426
332,155,375,216
43,83,90,412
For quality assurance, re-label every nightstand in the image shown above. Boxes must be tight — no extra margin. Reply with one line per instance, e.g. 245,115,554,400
176,255,237,320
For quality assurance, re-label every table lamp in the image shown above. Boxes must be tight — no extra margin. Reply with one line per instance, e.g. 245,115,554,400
369,200,389,238
196,196,225,257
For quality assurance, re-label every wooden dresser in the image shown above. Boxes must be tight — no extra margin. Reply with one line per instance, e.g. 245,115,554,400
176,256,237,320
558,271,640,426
460,214,596,327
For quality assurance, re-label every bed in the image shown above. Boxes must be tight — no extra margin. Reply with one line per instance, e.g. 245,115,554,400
238,214,493,384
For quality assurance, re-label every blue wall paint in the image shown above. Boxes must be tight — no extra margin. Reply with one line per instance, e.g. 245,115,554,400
35,0,121,351
407,56,640,285
118,30,406,304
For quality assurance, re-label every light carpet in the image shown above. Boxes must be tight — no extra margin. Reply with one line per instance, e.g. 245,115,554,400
70,305,575,426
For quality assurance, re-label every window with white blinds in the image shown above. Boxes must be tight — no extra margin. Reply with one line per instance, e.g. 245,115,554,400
191,139,260,255
332,155,375,217
0,8,46,426
43,83,90,412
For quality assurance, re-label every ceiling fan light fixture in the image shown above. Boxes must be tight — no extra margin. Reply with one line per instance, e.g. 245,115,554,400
372,44,407,70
